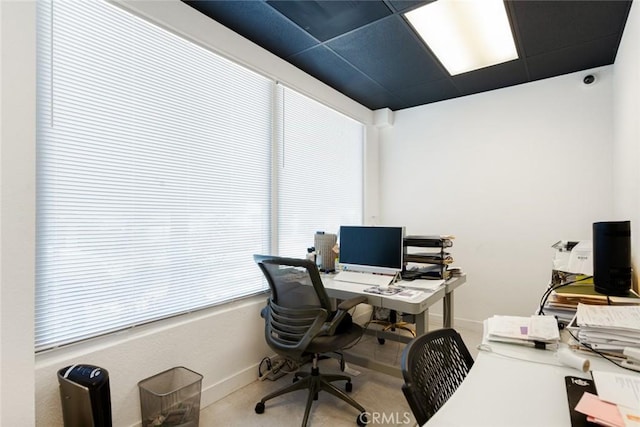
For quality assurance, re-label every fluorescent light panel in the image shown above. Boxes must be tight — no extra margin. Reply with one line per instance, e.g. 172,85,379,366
405,0,518,76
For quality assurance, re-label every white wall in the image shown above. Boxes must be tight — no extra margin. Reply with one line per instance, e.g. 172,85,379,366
1,1,37,425
378,69,616,325
1,1,375,426
36,296,270,426
613,1,640,284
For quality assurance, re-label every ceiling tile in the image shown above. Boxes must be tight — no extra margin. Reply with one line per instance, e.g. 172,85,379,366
512,0,632,58
183,0,632,111
288,45,398,110
453,60,529,95
392,78,461,110
527,35,621,81
186,1,318,58
267,0,392,42
386,1,431,13
327,15,446,90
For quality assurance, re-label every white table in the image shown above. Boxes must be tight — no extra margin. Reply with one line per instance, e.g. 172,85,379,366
319,275,467,376
322,275,466,335
425,333,639,426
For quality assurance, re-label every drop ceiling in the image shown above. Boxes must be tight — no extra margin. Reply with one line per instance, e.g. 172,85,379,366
184,0,632,111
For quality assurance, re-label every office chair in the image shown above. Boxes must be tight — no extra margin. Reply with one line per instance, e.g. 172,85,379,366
370,309,415,344
400,328,474,425
253,255,369,427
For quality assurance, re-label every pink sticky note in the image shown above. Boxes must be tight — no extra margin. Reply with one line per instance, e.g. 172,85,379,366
575,392,624,427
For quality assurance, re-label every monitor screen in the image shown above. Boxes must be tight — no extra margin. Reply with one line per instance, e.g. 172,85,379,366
338,226,404,275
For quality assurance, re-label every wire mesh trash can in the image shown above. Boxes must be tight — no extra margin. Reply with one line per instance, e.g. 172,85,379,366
138,366,203,427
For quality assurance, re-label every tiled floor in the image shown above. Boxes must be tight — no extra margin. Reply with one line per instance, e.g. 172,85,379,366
200,320,482,427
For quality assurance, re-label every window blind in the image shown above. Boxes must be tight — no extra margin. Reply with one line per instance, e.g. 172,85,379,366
36,0,272,351
277,86,364,259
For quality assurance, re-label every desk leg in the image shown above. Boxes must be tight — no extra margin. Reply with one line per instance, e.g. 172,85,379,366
415,308,429,336
443,290,454,328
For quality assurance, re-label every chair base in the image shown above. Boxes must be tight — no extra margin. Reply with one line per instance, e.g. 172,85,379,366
371,319,416,336
255,357,367,427
371,309,416,343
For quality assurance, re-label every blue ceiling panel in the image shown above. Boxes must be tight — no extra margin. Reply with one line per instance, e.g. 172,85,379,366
453,60,529,96
512,1,632,58
185,0,317,58
387,1,431,13
327,15,446,91
288,45,399,110
184,0,633,111
267,0,392,42
392,78,461,110
526,35,621,81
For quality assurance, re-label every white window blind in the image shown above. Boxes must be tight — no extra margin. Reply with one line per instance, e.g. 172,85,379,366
36,0,272,351
277,86,364,258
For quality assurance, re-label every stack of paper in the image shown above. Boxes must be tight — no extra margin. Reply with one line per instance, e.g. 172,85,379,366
574,304,640,355
574,370,640,427
543,284,640,328
487,315,560,348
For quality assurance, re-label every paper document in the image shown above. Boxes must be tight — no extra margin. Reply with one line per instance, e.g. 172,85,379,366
487,315,560,345
392,289,424,300
528,315,562,341
363,286,402,296
577,304,640,333
592,371,640,410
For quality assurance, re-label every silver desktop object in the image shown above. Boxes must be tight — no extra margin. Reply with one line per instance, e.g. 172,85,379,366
314,232,337,272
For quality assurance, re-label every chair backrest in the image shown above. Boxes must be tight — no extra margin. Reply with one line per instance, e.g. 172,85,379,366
400,328,474,425
253,255,334,360
254,254,333,309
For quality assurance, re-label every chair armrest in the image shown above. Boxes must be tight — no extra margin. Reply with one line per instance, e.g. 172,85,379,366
321,296,368,336
337,295,368,311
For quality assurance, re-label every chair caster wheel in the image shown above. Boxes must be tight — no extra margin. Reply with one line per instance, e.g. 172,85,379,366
293,376,299,383
255,402,265,414
357,412,368,426
377,338,385,345
345,381,353,392
313,392,319,400
340,358,346,371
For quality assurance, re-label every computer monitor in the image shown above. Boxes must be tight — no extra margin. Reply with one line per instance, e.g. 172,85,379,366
338,225,404,275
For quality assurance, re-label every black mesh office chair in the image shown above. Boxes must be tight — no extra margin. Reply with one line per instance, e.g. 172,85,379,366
253,255,369,427
400,328,474,425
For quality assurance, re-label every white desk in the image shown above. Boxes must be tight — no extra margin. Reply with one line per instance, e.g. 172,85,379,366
425,335,639,427
319,275,467,377
322,275,466,336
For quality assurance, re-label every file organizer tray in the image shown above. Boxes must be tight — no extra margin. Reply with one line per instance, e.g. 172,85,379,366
138,366,203,427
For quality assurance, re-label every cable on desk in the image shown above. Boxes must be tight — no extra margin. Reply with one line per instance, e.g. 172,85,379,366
537,276,593,316
565,328,639,373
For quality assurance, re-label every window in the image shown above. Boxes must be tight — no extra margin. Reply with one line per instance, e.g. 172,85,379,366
277,86,363,258
36,0,272,351
36,0,364,351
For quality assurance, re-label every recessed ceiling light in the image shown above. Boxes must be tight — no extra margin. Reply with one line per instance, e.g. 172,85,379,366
405,0,519,76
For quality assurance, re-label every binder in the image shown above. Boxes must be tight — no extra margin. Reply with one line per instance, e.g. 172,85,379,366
565,376,598,427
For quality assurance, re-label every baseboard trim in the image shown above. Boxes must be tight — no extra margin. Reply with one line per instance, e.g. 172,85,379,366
201,363,262,409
